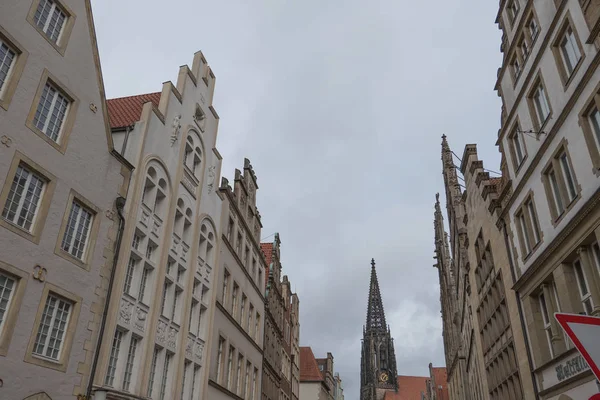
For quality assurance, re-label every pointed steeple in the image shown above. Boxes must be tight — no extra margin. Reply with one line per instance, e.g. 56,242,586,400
365,258,387,331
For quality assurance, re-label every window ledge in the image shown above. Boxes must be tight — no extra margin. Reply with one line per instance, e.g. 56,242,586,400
0,218,39,244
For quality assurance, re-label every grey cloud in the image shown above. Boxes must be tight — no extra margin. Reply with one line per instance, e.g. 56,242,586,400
92,0,504,398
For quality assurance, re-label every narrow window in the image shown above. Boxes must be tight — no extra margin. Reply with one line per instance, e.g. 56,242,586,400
0,272,16,335
147,347,160,397
237,353,244,395
232,283,239,318
539,293,554,358
528,16,539,42
34,0,67,43
104,329,123,386
574,260,594,315
61,201,93,260
159,352,172,400
590,107,600,150
123,257,136,295
160,281,169,316
2,165,45,231
123,335,138,391
240,294,247,327
236,233,242,255
227,218,234,243
255,313,261,341
33,294,72,360
548,167,564,215
33,82,69,141
252,367,258,400
526,199,541,244
518,212,531,254
216,336,225,382
226,345,234,389
248,304,254,333
511,129,526,166
132,233,141,250
560,26,581,76
181,361,190,400
145,243,154,261
171,288,180,322
222,270,229,306
533,84,550,126
190,365,200,400
507,0,520,25
559,152,577,201
244,361,251,399
138,267,149,303
0,40,16,96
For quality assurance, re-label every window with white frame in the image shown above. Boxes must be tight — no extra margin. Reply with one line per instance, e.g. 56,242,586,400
507,0,519,26
147,346,160,398
244,360,251,399
509,126,526,168
252,367,258,400
226,345,234,390
240,294,246,328
248,304,254,335
516,196,541,256
589,107,600,150
132,232,141,250
531,81,551,128
61,200,93,260
2,164,46,231
0,272,16,336
33,294,73,360
559,25,582,77
122,335,138,391
544,147,578,219
104,329,123,386
159,352,172,400
539,292,554,358
0,40,16,97
216,336,225,383
232,283,239,318
222,270,230,306
34,0,68,44
237,353,244,396
573,260,594,315
33,81,69,142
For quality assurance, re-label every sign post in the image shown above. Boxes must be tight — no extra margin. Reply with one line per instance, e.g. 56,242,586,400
555,313,600,400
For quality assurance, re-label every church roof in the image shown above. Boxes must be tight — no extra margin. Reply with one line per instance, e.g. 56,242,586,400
383,376,428,400
106,92,161,129
299,347,323,382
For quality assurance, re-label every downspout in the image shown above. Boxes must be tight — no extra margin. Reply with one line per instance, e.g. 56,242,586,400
85,195,127,399
502,221,540,400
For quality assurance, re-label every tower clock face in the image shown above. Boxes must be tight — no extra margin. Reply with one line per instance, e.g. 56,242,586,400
379,371,389,382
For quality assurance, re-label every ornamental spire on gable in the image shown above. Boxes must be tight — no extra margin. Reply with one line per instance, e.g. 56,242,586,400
365,258,387,332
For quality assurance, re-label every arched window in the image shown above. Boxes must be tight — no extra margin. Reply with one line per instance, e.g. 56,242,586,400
199,220,216,267
183,131,203,180
141,166,169,221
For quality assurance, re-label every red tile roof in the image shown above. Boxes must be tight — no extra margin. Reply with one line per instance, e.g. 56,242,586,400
383,376,428,400
106,92,161,129
299,347,323,382
260,243,273,266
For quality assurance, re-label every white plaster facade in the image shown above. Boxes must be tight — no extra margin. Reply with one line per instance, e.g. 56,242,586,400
91,51,224,400
0,0,129,399
495,0,600,398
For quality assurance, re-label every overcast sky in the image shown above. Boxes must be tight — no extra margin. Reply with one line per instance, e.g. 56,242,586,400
92,1,503,398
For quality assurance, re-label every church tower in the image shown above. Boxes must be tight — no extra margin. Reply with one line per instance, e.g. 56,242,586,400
360,259,398,400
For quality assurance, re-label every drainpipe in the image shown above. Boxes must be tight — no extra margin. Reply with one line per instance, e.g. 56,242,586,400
502,221,540,400
85,196,127,399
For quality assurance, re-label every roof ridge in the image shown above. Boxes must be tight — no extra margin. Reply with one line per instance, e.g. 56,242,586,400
107,91,162,101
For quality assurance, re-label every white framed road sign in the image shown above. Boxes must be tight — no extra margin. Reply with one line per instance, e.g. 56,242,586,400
555,313,600,387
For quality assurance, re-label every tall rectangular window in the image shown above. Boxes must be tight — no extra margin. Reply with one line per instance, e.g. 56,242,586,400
559,152,577,201
245,361,251,399
222,270,229,306
33,294,72,360
123,256,136,295
33,82,69,142
255,313,261,341
539,293,554,358
548,166,564,214
590,107,600,149
240,294,246,327
559,26,581,76
2,165,45,231
123,335,138,391
147,347,160,397
34,0,67,43
138,267,149,303
248,304,254,335
252,367,258,400
510,128,526,167
132,233,141,250
104,329,123,386
573,260,594,315
191,365,200,400
236,353,243,395
227,218,234,243
236,233,242,255
226,345,235,390
159,352,172,400
171,288,180,322
216,336,225,383
181,360,190,400
0,273,16,335
0,40,16,96
61,201,93,260
532,83,550,126
232,283,239,318
544,148,578,220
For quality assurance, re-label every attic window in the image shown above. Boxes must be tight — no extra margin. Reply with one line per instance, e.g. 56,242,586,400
193,104,206,131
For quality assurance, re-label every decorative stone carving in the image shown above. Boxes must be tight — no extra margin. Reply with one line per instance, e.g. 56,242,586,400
167,327,177,350
152,220,160,236
207,165,216,193
32,265,47,282
194,342,204,361
1,135,12,147
182,174,196,195
170,114,182,146
254,223,260,239
156,320,167,344
193,104,207,132
89,103,98,113
105,209,115,221
186,340,193,358
134,306,147,332
140,211,149,226
119,300,133,324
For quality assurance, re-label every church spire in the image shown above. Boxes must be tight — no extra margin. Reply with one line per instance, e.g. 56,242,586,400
365,258,387,331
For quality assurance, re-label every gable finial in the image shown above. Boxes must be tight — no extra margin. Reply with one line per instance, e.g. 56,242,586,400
371,258,376,268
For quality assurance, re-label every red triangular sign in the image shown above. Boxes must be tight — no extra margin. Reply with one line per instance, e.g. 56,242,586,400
555,313,600,389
